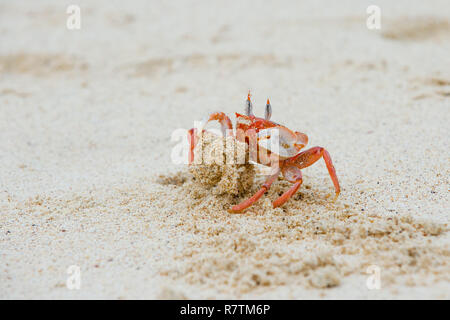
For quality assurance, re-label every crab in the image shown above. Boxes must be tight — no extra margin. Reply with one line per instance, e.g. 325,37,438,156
187,92,340,213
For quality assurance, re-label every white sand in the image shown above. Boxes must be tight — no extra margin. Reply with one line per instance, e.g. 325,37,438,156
0,0,449,299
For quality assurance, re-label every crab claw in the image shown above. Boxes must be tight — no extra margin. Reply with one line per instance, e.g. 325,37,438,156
257,126,306,160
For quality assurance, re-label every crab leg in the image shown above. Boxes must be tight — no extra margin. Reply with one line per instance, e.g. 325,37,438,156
228,168,280,213
272,165,303,208
288,146,340,196
273,179,303,208
187,128,198,164
207,112,233,137
187,112,233,164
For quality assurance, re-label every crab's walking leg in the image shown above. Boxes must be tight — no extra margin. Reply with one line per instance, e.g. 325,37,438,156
207,112,234,137
228,168,280,213
187,128,198,164
187,112,233,164
290,146,340,196
273,166,303,208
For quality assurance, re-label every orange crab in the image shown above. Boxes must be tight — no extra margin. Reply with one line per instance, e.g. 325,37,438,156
188,92,340,213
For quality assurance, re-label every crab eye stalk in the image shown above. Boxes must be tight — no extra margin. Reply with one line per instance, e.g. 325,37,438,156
265,98,272,120
245,91,254,116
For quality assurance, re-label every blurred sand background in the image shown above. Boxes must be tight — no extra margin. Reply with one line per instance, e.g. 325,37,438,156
0,0,449,299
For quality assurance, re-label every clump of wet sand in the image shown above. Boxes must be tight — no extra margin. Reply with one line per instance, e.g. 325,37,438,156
188,131,255,197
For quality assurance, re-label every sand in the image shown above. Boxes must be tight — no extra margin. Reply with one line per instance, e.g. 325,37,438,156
1,0,449,299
